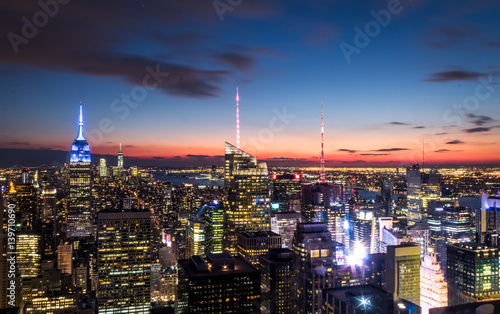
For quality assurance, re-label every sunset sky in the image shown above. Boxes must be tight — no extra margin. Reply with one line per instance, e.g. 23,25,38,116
1,0,499,167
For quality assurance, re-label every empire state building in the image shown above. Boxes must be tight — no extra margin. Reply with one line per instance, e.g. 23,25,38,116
67,104,93,238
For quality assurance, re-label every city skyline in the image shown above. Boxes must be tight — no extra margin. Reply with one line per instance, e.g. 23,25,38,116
1,1,500,168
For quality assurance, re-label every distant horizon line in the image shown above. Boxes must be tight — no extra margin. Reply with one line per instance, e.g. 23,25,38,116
0,147,499,169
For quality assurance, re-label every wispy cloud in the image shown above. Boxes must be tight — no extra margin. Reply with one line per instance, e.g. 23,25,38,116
360,153,390,156
466,113,494,126
338,149,357,153
387,122,410,125
464,127,491,133
446,140,464,144
372,148,409,152
425,70,485,82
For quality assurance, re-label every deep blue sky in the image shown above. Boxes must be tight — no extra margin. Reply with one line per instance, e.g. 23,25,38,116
0,0,499,167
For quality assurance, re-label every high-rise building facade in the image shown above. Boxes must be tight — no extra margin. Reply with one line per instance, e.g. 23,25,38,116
407,164,423,225
420,254,447,312
270,211,301,249
57,242,72,275
447,242,500,306
292,223,335,313
223,142,271,254
177,253,261,313
188,220,205,257
236,231,282,265
476,192,500,233
117,144,123,169
67,105,92,238
99,158,107,177
407,165,440,226
203,202,224,255
271,173,301,213
97,211,152,313
16,232,41,279
386,243,421,306
258,248,293,314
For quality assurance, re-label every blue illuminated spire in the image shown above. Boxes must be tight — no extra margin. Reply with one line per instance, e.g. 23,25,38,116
76,104,85,141
70,103,91,163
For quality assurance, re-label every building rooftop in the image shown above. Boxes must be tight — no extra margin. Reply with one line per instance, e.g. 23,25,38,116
297,222,329,233
178,254,259,279
238,231,281,238
450,242,498,252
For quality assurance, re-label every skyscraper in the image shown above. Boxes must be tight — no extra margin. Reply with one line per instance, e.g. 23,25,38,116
447,242,500,306
292,223,335,313
203,202,224,255
188,220,205,257
270,211,301,249
16,232,41,279
67,104,92,238
97,210,152,313
57,242,72,275
407,164,423,225
476,192,500,233
258,248,293,314
271,173,302,213
223,142,271,254
420,254,447,312
117,143,123,169
236,231,282,265
407,165,440,226
386,243,421,306
99,158,107,177
177,253,261,313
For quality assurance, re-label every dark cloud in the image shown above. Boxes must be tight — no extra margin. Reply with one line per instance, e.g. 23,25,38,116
268,157,307,161
425,25,479,49
435,149,450,153
338,149,357,153
215,53,255,71
387,122,409,125
372,148,409,152
360,153,390,156
446,140,464,144
124,145,134,148
0,0,278,98
186,154,211,158
425,70,485,82
466,113,494,126
153,156,166,160
414,126,425,129
434,132,448,136
464,127,491,133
